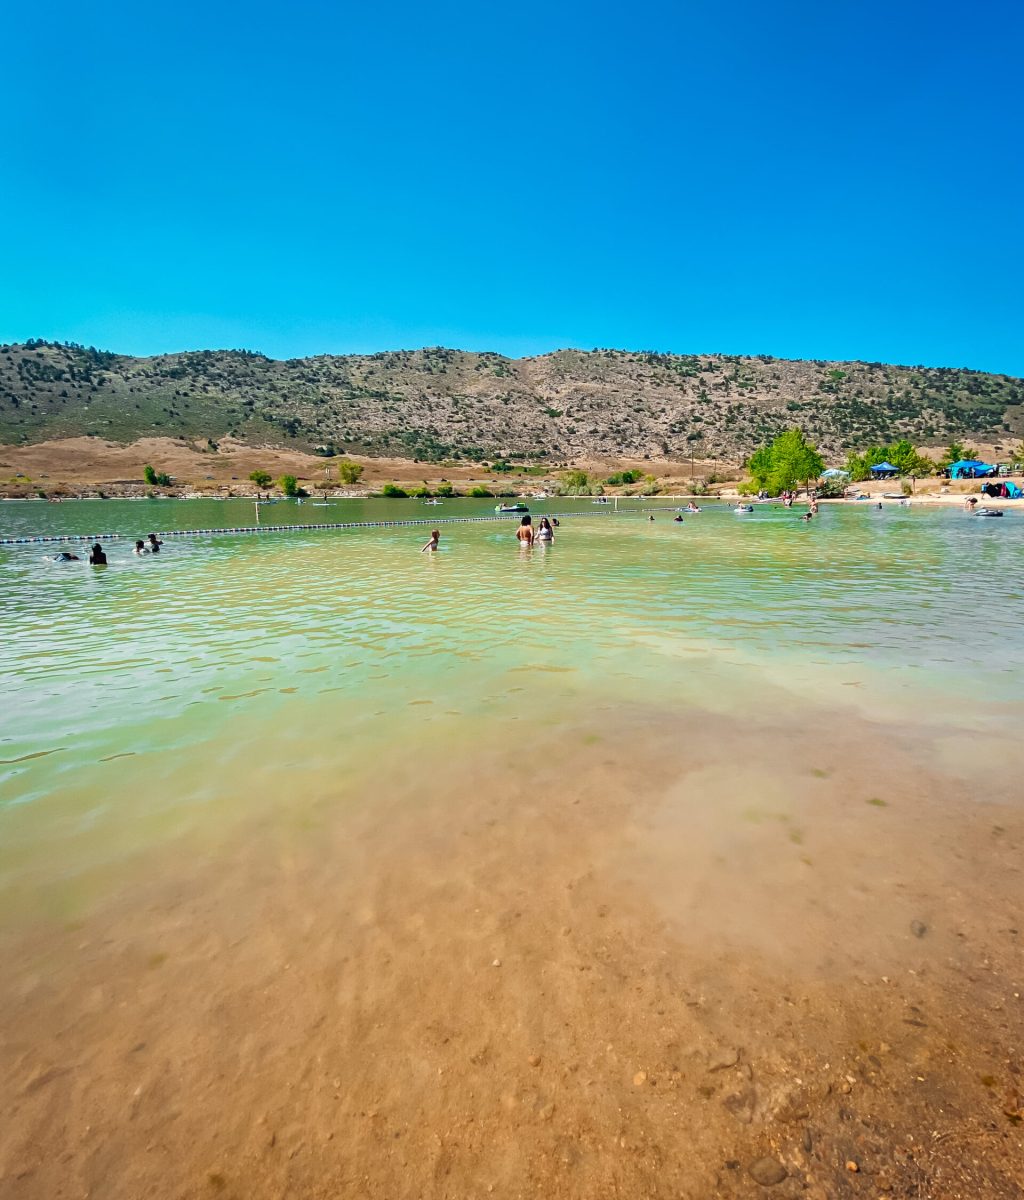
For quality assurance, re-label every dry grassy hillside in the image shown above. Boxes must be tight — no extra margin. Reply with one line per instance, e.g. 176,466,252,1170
2,340,1022,461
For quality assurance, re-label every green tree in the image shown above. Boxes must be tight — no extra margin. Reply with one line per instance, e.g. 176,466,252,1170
885,439,932,476
249,469,272,490
561,469,591,494
143,464,172,487
468,484,493,497
435,482,455,497
745,429,823,493
278,474,299,497
939,440,977,468
846,440,931,481
381,482,408,498
337,459,364,484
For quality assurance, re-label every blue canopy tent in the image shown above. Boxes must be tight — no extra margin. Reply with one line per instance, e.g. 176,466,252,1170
870,462,898,478
948,459,997,479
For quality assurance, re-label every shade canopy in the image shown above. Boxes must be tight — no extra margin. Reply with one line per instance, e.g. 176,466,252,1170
948,459,997,478
870,462,898,473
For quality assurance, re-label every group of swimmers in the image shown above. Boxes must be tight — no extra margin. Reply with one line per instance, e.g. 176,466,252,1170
51,533,162,564
421,515,559,552
515,516,556,546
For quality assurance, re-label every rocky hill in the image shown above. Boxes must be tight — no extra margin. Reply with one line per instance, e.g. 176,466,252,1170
2,340,1021,462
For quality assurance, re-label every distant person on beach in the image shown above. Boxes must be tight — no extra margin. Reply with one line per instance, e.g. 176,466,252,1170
147,533,162,552
134,540,149,555
421,529,440,552
964,497,978,511
537,517,554,543
516,516,534,546
88,543,107,565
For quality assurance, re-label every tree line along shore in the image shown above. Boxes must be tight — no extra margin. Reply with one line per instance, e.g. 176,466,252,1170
1,429,1021,503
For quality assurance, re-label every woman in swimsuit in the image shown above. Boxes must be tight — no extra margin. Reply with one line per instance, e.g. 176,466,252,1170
516,516,534,546
421,530,441,552
536,517,554,543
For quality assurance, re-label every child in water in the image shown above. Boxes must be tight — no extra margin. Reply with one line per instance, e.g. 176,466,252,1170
421,529,441,552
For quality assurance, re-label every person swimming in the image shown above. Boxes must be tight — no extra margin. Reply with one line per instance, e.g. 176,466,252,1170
134,540,149,554
50,551,80,561
686,502,700,512
537,517,554,543
800,512,814,521
421,529,441,552
516,515,534,546
673,514,683,522
147,533,162,552
88,543,107,565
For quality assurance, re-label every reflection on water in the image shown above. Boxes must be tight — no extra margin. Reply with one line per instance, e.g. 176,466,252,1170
1,499,1022,914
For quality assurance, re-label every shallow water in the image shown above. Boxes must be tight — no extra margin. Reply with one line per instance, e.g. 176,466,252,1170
3,497,1024,1198
1,497,1022,917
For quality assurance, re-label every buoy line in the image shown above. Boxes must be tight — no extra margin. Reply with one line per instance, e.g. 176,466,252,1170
0,511,607,545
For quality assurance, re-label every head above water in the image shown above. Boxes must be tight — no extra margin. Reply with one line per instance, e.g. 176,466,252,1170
135,540,145,550
539,517,551,529
431,530,440,540
520,515,532,526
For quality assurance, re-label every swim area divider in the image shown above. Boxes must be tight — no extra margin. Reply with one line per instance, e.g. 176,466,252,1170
0,510,608,546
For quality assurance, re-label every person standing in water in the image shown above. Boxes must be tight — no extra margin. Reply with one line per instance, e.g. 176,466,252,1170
147,533,162,553
88,543,107,565
516,515,534,546
134,540,149,555
536,517,554,543
421,529,441,552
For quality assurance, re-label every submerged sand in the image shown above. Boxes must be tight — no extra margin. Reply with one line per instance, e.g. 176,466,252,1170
1,702,1021,1200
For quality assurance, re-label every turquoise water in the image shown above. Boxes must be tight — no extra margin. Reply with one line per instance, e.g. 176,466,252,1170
1,497,1022,914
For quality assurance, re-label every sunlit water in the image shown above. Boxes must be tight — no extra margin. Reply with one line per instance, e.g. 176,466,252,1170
2,496,1022,919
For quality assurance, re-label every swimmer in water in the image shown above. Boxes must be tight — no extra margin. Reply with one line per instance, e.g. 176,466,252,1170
147,533,162,552
134,540,149,554
88,543,107,565
536,517,554,543
800,512,813,521
51,551,80,561
673,514,683,522
648,514,655,522
421,529,441,552
516,515,534,546
686,502,700,513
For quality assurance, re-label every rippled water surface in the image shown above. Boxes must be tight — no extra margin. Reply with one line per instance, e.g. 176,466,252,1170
2,497,1022,912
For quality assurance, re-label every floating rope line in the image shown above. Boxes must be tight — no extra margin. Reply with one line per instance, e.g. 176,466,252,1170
0,511,607,546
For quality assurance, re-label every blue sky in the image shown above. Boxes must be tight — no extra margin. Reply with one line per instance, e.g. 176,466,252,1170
2,0,1022,373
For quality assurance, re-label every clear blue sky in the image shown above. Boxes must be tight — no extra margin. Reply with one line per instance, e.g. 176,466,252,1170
2,0,1022,374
